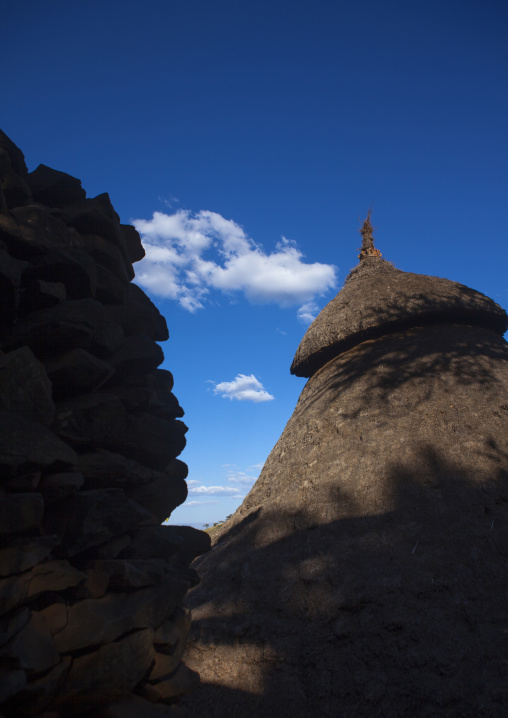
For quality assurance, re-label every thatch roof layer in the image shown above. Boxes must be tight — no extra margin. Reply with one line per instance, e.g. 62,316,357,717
291,258,508,377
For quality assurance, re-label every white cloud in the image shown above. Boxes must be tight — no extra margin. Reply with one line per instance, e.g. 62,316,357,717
225,465,260,486
212,374,274,402
132,210,337,316
297,301,320,325
184,500,219,506
189,485,242,496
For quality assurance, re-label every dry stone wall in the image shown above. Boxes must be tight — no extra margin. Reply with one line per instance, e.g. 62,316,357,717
0,130,210,717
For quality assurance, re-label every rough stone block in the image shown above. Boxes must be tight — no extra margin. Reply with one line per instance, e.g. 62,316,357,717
23,249,97,300
6,657,71,715
0,608,30,647
0,561,85,616
5,298,106,356
0,538,56,578
139,664,199,703
0,611,60,673
122,527,184,561
125,460,188,521
0,411,77,477
153,608,191,655
0,346,55,426
104,283,168,341
88,559,172,591
27,164,86,207
0,669,27,703
120,224,145,263
40,472,85,502
83,233,131,284
44,489,157,557
53,394,127,449
19,278,67,314
2,205,84,259
109,414,187,470
43,348,115,398
53,629,154,711
54,579,189,653
0,493,44,536
108,334,164,381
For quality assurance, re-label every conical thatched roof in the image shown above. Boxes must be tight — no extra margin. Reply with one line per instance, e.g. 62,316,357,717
292,257,508,377
182,236,508,717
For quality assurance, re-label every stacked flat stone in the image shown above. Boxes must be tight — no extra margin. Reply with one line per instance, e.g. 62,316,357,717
182,239,508,716
0,131,210,717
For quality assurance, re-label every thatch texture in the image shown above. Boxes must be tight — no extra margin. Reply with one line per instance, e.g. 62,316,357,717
182,259,508,717
291,258,508,377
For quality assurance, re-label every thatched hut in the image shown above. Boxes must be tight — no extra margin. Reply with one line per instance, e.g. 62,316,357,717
182,222,508,717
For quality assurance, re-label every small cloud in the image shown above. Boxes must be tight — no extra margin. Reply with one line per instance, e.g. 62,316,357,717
297,301,320,325
184,500,219,506
212,374,274,403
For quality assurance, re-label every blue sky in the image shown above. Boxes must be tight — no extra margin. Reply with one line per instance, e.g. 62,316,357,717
2,0,507,527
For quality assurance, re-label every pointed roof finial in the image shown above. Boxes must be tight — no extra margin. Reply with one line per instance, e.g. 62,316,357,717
358,208,382,260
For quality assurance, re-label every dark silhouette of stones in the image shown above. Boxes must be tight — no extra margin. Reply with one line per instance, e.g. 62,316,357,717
60,194,135,280
0,245,27,322
0,538,56,578
0,611,60,673
1,205,84,259
23,249,98,300
123,527,186,561
0,131,28,177
0,494,44,536
0,607,30,647
109,414,187,470
88,559,172,591
120,224,145,263
0,411,77,476
0,134,31,212
19,278,67,314
44,490,157,557
43,348,115,397
83,233,132,284
77,449,173,488
53,394,127,449
182,229,508,716
125,459,188,522
108,334,164,381
26,165,86,207
0,131,209,715
95,263,129,304
91,318,124,358
0,347,55,426
40,472,84,503
4,298,106,356
105,283,169,341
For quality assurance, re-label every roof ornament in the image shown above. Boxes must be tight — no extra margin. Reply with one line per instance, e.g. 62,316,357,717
358,208,382,260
